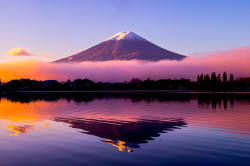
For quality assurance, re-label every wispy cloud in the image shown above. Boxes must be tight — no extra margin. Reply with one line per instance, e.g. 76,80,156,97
42,53,50,59
8,48,33,56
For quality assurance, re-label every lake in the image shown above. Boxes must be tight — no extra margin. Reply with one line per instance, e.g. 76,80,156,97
0,92,249,166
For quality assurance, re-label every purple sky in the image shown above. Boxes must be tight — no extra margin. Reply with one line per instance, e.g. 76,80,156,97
0,0,250,61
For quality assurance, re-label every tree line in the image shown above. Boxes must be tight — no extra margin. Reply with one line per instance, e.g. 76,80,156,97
0,72,249,91
196,72,234,90
196,72,250,90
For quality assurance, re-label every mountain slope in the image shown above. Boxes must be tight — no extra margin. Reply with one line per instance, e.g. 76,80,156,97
54,31,185,62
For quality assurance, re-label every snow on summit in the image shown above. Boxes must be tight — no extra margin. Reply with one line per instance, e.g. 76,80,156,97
106,31,147,41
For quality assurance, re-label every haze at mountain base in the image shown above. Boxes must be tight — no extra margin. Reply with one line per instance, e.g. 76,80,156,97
0,45,250,82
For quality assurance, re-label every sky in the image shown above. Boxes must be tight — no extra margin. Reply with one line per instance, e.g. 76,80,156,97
0,0,250,61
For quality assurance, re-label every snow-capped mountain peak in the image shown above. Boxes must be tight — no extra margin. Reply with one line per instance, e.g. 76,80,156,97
54,31,186,63
106,31,146,41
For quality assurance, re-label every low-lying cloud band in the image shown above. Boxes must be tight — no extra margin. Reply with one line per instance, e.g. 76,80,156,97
0,46,250,82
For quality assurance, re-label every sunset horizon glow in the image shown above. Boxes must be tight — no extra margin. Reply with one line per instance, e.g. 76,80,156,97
0,45,249,82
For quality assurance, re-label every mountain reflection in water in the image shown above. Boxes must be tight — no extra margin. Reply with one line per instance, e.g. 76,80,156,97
55,117,186,152
0,92,249,166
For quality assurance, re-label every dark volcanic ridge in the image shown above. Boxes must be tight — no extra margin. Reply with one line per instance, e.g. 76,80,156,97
54,31,185,63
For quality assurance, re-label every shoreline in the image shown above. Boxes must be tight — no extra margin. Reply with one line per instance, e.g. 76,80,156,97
1,90,250,94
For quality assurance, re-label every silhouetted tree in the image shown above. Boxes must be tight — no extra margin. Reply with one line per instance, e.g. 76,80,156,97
217,73,222,89
222,72,228,90
229,73,235,90
223,72,227,83
211,72,217,90
230,73,234,82
217,74,221,83
197,74,204,89
204,74,210,89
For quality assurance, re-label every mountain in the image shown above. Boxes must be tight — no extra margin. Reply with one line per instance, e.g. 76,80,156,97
54,31,185,63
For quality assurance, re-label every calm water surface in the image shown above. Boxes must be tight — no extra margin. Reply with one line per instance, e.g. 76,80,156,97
0,93,250,166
